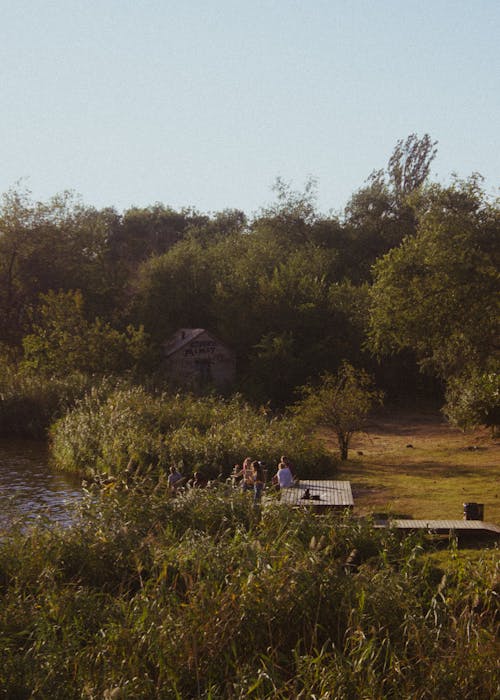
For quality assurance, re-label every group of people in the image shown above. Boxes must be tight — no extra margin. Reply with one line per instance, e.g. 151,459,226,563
232,455,296,502
167,454,297,503
167,466,208,493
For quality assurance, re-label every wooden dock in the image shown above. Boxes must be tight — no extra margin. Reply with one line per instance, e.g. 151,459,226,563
375,519,500,540
280,480,354,510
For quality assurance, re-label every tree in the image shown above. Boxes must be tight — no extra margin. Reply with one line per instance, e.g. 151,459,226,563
246,331,302,406
387,133,438,201
369,176,499,426
129,237,218,344
293,362,383,460
22,290,149,376
342,134,437,281
116,204,208,264
0,187,126,344
252,176,321,249
369,176,499,376
443,367,499,435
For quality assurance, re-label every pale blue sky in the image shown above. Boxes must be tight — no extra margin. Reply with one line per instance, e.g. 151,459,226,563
1,1,499,216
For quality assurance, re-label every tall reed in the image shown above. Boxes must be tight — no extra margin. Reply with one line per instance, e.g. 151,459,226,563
0,484,497,699
50,387,333,479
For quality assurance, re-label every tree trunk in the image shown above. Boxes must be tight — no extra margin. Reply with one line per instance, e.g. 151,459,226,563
338,433,349,460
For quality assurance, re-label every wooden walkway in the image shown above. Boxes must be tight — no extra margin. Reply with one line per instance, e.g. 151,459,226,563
375,519,500,539
280,480,354,510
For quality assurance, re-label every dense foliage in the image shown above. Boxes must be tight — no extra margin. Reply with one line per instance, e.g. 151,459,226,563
369,177,499,383
0,487,498,699
50,385,333,479
0,367,93,439
0,134,498,429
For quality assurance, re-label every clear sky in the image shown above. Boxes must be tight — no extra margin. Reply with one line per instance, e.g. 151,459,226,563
1,0,499,216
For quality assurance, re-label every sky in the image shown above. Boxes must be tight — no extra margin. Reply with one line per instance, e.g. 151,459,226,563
1,0,499,217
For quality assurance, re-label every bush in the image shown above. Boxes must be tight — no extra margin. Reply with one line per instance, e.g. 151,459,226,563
0,368,94,438
50,387,334,479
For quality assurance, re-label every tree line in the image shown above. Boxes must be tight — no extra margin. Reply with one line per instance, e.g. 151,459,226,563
1,134,498,431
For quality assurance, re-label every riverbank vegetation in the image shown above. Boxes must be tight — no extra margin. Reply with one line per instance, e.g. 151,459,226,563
0,134,498,443
0,132,498,697
0,485,498,699
50,384,332,480
0,368,93,439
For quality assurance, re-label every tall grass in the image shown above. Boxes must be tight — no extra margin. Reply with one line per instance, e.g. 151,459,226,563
50,387,333,479
0,484,498,699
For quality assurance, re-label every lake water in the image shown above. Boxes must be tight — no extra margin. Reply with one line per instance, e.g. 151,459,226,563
0,439,84,532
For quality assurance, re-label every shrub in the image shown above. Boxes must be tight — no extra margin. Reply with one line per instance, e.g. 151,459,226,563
0,368,94,438
50,388,334,479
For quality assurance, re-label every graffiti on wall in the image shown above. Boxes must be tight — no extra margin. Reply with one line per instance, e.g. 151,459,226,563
183,340,217,358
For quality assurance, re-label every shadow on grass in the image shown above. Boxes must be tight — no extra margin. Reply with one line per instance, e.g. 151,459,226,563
345,459,494,480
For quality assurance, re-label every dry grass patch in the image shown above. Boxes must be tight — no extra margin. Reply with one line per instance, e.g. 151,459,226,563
321,410,500,522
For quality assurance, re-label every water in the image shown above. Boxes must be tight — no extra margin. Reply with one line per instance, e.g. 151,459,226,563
0,439,84,532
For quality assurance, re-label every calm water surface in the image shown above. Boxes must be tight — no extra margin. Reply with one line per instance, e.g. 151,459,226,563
0,439,84,531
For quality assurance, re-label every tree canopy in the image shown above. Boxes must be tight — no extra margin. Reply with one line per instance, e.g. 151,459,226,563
0,135,497,427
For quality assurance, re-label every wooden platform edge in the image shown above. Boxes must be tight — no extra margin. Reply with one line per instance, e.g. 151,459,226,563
374,520,500,537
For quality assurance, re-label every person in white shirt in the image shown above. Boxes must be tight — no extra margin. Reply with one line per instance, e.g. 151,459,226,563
275,461,294,489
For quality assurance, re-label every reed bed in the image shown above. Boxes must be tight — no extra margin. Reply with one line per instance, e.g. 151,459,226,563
50,387,333,480
0,483,498,699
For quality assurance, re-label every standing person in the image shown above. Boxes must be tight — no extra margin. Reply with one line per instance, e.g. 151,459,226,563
234,457,254,492
274,461,294,489
252,460,265,504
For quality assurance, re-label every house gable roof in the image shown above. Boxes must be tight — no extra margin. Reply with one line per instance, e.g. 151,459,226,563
164,328,222,357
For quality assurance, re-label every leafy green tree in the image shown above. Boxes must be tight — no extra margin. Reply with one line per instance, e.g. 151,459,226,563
115,204,211,265
443,367,499,435
22,290,149,376
130,237,218,344
342,133,437,281
293,362,383,460
254,176,320,248
0,187,126,344
369,176,499,425
369,176,499,377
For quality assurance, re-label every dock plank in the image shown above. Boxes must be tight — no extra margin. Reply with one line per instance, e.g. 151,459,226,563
280,480,354,508
375,519,500,538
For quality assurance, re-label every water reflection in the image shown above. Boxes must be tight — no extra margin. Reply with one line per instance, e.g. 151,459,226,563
0,439,83,531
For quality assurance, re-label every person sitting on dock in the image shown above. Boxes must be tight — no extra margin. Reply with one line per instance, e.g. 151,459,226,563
188,471,207,488
280,455,296,477
274,460,294,489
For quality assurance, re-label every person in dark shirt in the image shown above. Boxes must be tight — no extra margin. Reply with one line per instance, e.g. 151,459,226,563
252,460,265,504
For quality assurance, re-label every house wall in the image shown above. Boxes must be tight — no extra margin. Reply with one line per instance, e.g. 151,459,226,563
165,331,235,389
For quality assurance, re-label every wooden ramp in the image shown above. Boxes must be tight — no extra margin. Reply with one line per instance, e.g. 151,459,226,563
375,519,500,540
280,480,354,510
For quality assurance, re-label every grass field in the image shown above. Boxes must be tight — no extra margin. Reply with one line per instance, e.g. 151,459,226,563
324,410,500,523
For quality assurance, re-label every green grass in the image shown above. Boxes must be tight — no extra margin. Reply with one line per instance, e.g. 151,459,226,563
327,411,500,522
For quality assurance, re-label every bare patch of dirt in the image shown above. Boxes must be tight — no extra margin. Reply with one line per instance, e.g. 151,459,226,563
350,410,498,463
